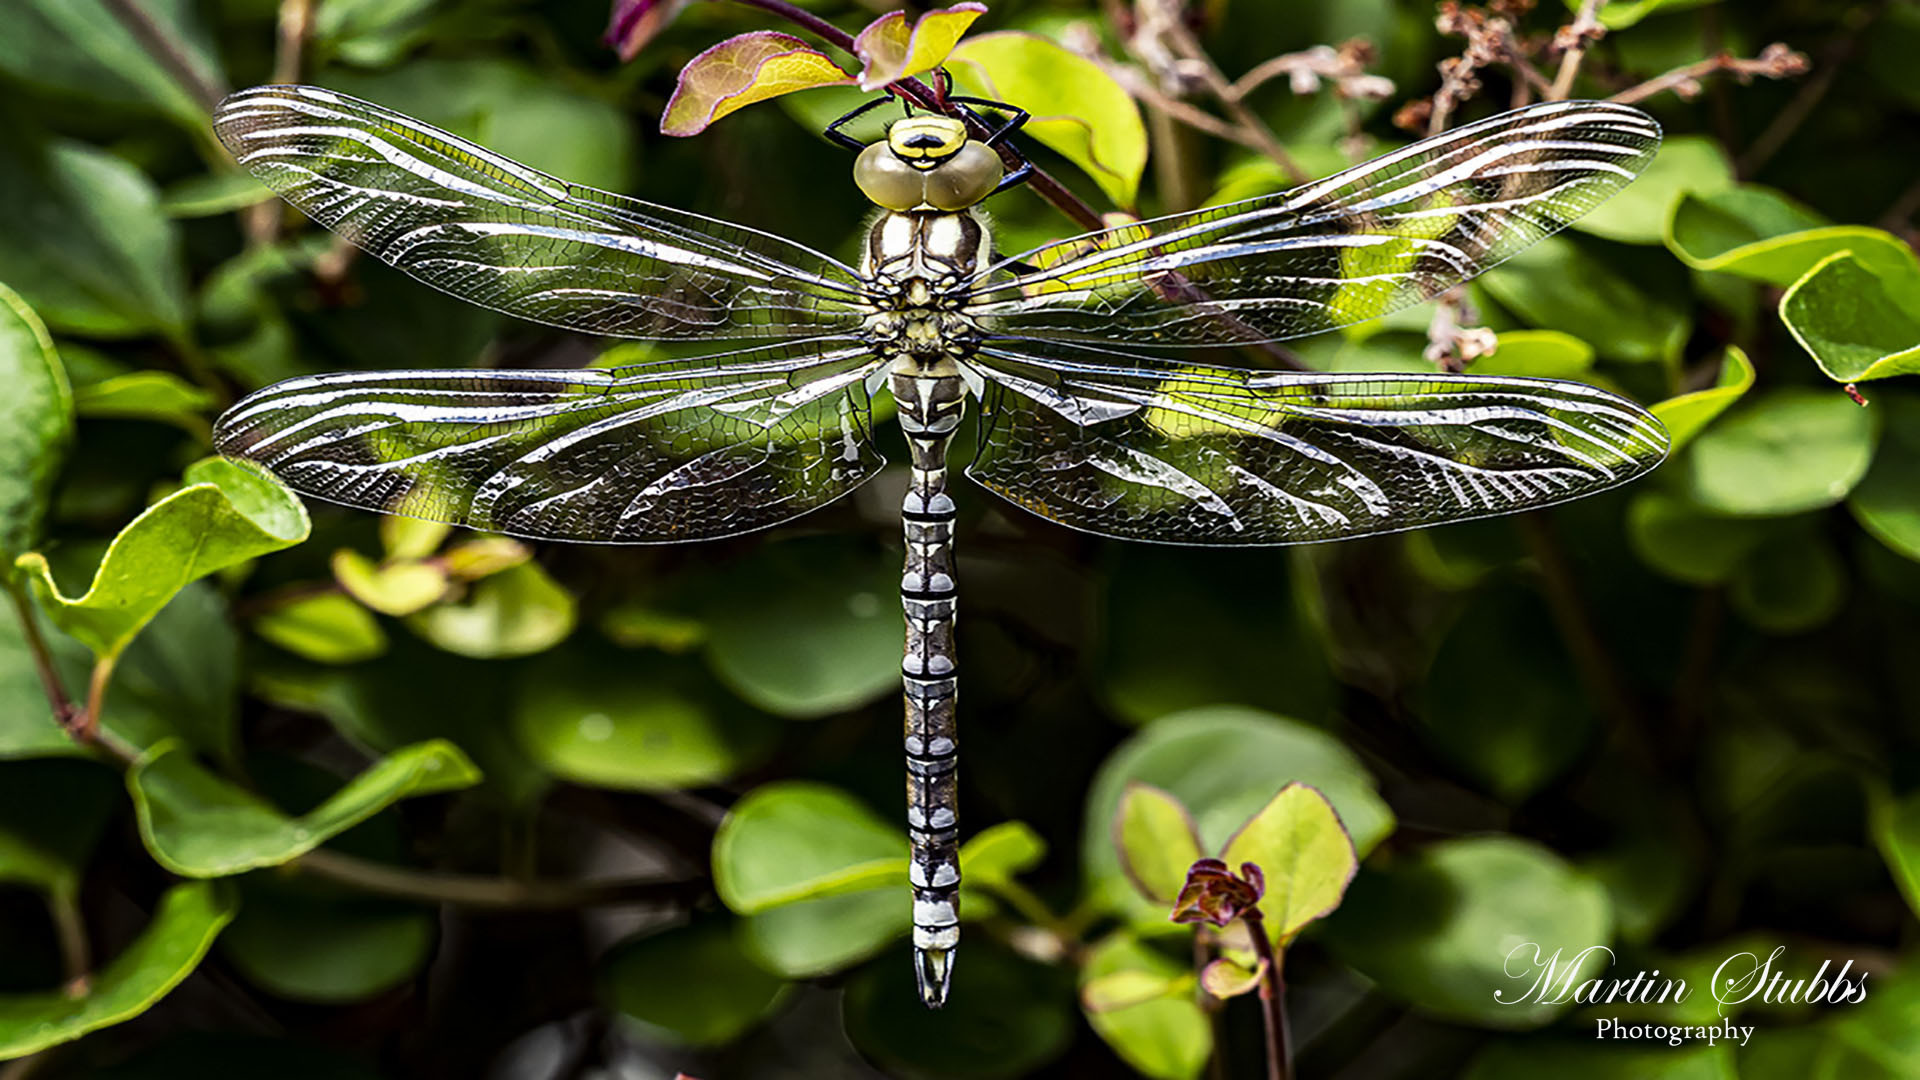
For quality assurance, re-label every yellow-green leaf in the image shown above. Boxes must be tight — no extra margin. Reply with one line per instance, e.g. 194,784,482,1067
130,738,480,876
253,591,387,664
958,820,1046,887
853,3,987,91
1781,249,1920,384
1219,783,1357,943
0,282,72,564
17,458,309,659
0,881,235,1058
1652,345,1756,451
661,31,852,137
332,549,448,616
949,31,1148,208
1114,782,1204,904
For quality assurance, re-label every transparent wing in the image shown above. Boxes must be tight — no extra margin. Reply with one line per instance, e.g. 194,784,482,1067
962,340,1669,545
967,100,1660,348
214,84,870,342
213,340,887,543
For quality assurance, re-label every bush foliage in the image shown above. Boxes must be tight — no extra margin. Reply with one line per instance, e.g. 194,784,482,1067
2,0,1918,1077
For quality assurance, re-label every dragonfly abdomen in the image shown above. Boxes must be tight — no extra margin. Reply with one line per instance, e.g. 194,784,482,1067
892,367,966,1007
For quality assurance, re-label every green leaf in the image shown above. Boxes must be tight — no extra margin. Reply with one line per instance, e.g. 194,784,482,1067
1667,187,1920,289
1850,393,1920,561
713,782,906,914
949,31,1149,207
1085,707,1393,922
1096,546,1332,724
1870,783,1920,922
314,0,444,67
159,171,274,219
513,651,777,791
852,4,988,91
404,558,575,659
71,371,215,429
0,0,224,133
1220,783,1357,942
0,759,119,896
332,550,448,617
0,282,72,563
1781,250,1920,384
129,739,480,877
958,821,1047,887
843,941,1075,1078
1198,957,1263,999
328,59,634,194
1684,388,1880,517
1481,236,1690,365
252,592,388,665
738,889,908,978
18,458,309,659
1320,836,1613,1028
698,538,899,718
1565,0,1718,30
660,32,853,137
0,130,191,339
602,916,789,1046
1627,491,1772,585
1466,1039,1737,1080
0,881,236,1058
1421,587,1595,803
220,886,434,1004
1729,531,1846,634
380,517,451,562
1470,330,1595,379
1652,346,1755,451
1080,934,1210,1080
1114,783,1205,904
1574,135,1734,246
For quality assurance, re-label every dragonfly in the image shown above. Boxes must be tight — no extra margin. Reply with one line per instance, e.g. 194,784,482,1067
210,83,1668,1008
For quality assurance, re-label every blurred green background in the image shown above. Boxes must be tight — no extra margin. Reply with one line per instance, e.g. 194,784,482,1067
3,0,1920,1077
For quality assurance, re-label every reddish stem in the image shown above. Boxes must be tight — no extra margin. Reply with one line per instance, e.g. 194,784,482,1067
1239,909,1291,1080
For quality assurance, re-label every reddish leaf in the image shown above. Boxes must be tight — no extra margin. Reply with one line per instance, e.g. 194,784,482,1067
661,31,853,137
1170,858,1264,927
606,0,696,61
852,3,987,91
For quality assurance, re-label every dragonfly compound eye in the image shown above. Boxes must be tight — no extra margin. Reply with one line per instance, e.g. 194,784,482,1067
921,141,1003,211
854,141,927,211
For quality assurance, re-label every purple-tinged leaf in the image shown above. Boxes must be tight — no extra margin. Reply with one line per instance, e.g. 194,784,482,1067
661,31,853,137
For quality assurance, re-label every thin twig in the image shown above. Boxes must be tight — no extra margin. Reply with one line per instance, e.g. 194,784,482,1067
1737,5,1874,179
5,584,79,731
1152,6,1310,182
100,0,227,112
1609,44,1809,107
1515,514,1656,768
294,848,702,910
1239,911,1290,1080
49,891,91,996
245,0,318,245
1549,0,1607,101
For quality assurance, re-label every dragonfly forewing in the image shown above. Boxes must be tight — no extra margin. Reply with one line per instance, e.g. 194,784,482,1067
214,85,872,342
963,341,1670,545
965,100,1661,349
213,340,888,543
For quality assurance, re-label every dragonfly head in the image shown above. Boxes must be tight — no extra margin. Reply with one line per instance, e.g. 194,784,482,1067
855,116,1004,213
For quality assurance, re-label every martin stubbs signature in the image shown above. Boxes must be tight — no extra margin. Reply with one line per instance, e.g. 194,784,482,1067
1495,943,1869,1032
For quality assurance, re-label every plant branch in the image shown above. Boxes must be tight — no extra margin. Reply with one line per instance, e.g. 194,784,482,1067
1549,0,1608,101
100,0,227,112
49,890,91,996
1609,44,1809,107
1239,911,1290,1080
293,848,703,910
728,0,1105,230
5,584,80,733
1737,6,1873,179
1515,514,1656,768
1151,7,1309,183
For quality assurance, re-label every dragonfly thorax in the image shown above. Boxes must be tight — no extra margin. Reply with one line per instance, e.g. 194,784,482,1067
862,210,989,366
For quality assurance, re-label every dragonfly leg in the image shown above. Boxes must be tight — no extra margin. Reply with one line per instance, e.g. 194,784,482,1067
892,368,966,1009
947,95,1030,146
824,95,898,153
